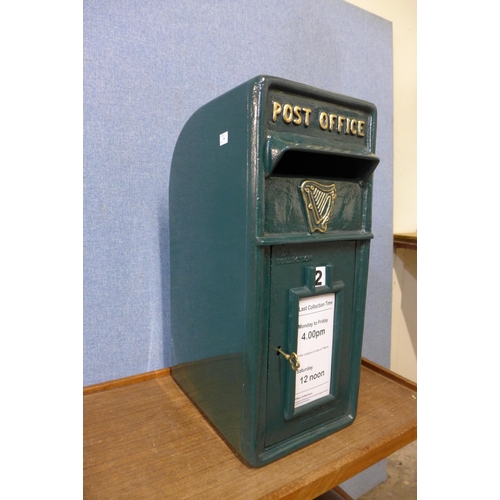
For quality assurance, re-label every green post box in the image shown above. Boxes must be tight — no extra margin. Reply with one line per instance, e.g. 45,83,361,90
170,75,379,467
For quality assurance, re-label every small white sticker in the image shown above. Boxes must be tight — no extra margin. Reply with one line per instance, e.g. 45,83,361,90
219,131,228,146
315,266,326,287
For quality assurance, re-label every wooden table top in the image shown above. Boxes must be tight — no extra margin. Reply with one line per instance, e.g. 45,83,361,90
84,359,416,499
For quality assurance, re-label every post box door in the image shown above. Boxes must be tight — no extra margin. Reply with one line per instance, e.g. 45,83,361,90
265,240,357,448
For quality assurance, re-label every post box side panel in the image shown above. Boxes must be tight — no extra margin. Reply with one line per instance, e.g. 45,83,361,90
169,80,256,456
345,238,372,413
170,354,244,454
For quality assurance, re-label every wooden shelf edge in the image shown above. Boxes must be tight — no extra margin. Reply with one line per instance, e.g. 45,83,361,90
361,358,417,392
265,423,417,500
83,367,171,395
393,232,417,250
84,359,416,396
83,358,417,396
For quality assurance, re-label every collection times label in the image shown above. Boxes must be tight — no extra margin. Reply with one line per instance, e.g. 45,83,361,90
294,293,335,409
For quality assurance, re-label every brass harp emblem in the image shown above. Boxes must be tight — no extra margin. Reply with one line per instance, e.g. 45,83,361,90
300,180,336,233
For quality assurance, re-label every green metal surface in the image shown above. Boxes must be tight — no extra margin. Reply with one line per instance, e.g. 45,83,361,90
170,75,379,467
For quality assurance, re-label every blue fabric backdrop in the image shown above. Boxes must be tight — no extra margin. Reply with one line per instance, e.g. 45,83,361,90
84,0,392,384
84,1,393,494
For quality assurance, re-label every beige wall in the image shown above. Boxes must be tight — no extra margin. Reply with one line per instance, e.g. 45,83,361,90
346,0,417,382
346,0,417,234
391,247,417,380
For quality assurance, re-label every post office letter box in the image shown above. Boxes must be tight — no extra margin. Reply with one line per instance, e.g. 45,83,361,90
170,75,379,466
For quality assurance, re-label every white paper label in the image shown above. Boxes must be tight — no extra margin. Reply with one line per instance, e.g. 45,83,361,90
315,266,326,286
294,293,335,409
219,131,228,146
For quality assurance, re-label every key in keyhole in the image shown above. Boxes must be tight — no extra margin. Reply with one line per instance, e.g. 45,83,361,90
276,347,300,371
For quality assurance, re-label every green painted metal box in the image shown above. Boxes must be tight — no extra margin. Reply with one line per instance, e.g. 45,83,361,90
170,75,379,467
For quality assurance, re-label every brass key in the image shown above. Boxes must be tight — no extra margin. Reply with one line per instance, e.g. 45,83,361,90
276,347,300,371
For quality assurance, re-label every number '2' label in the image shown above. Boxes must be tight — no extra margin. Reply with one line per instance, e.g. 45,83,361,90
315,266,326,287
